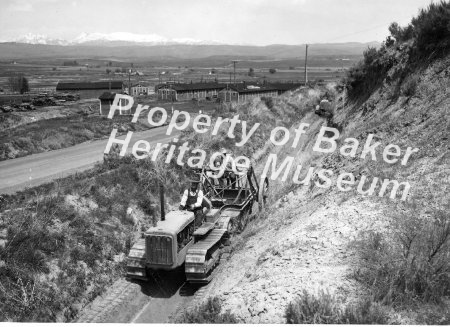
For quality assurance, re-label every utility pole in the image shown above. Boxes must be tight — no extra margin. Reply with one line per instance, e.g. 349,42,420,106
341,59,346,108
304,44,309,85
232,60,238,85
128,68,132,96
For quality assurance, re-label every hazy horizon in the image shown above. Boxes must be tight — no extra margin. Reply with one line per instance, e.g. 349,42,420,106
0,0,440,46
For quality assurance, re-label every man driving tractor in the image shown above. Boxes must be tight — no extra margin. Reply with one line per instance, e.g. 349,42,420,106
179,178,205,226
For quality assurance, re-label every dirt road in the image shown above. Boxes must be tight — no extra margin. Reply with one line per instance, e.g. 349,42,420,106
76,268,204,323
0,127,176,194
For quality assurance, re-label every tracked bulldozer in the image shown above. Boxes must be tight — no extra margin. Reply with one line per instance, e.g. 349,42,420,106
126,165,269,283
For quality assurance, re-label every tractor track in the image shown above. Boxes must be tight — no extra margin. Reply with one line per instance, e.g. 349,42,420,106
76,278,141,323
75,251,228,323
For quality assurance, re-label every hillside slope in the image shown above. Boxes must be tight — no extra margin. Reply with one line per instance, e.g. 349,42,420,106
185,49,449,323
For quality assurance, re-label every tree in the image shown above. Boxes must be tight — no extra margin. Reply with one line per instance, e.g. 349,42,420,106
8,74,29,94
388,22,413,43
248,68,255,77
106,68,111,74
388,22,402,40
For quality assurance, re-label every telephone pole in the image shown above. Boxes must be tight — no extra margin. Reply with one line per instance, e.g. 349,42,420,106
304,44,309,85
231,60,238,85
128,68,132,95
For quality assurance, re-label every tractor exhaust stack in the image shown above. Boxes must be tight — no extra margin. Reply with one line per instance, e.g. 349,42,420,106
160,183,165,221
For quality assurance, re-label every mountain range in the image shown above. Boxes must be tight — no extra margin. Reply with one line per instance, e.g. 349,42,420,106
0,33,379,61
6,32,224,46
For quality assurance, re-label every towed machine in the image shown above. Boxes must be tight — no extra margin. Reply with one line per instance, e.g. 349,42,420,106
126,165,269,283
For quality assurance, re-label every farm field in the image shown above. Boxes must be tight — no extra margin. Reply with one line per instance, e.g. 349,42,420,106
0,53,350,161
0,56,355,93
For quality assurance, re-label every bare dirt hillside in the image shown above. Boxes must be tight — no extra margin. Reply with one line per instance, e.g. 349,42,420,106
187,53,450,323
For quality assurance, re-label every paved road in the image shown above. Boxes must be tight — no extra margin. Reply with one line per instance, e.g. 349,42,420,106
0,127,177,194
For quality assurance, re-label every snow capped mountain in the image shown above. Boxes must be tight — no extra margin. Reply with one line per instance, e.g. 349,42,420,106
73,32,168,44
7,32,223,46
11,33,70,45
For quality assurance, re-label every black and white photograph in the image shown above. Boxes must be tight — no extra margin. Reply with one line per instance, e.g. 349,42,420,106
0,0,449,323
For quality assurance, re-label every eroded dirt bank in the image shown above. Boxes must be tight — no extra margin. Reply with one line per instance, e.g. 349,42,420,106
184,54,450,323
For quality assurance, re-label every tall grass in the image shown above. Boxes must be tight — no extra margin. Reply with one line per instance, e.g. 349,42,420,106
285,290,389,324
0,156,185,321
176,297,238,323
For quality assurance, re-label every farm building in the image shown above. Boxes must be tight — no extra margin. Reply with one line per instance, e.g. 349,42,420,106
56,81,124,99
130,83,151,96
98,92,132,116
218,83,303,103
156,82,226,101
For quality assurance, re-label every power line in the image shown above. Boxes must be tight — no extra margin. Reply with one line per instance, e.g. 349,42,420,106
323,13,416,43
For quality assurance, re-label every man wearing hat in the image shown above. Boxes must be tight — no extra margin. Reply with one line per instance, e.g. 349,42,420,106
220,148,237,188
179,178,205,225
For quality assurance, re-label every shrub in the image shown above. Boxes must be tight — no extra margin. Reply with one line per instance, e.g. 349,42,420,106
412,1,450,58
260,96,274,109
176,297,238,323
345,46,396,103
401,75,419,97
285,289,389,324
345,1,450,103
269,68,277,74
353,203,450,305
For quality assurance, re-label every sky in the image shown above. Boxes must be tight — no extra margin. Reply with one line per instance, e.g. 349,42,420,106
0,0,440,45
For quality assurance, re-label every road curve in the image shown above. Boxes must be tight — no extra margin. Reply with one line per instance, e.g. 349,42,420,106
0,127,177,194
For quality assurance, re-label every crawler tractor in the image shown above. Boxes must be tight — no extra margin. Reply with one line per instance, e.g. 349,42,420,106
126,165,269,283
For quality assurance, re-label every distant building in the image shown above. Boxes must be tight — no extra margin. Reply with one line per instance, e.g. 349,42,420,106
218,83,302,103
156,82,226,101
268,83,304,95
98,92,132,116
56,81,124,99
131,83,150,96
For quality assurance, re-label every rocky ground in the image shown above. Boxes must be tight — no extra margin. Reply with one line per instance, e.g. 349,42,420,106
187,54,450,323
202,154,392,323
